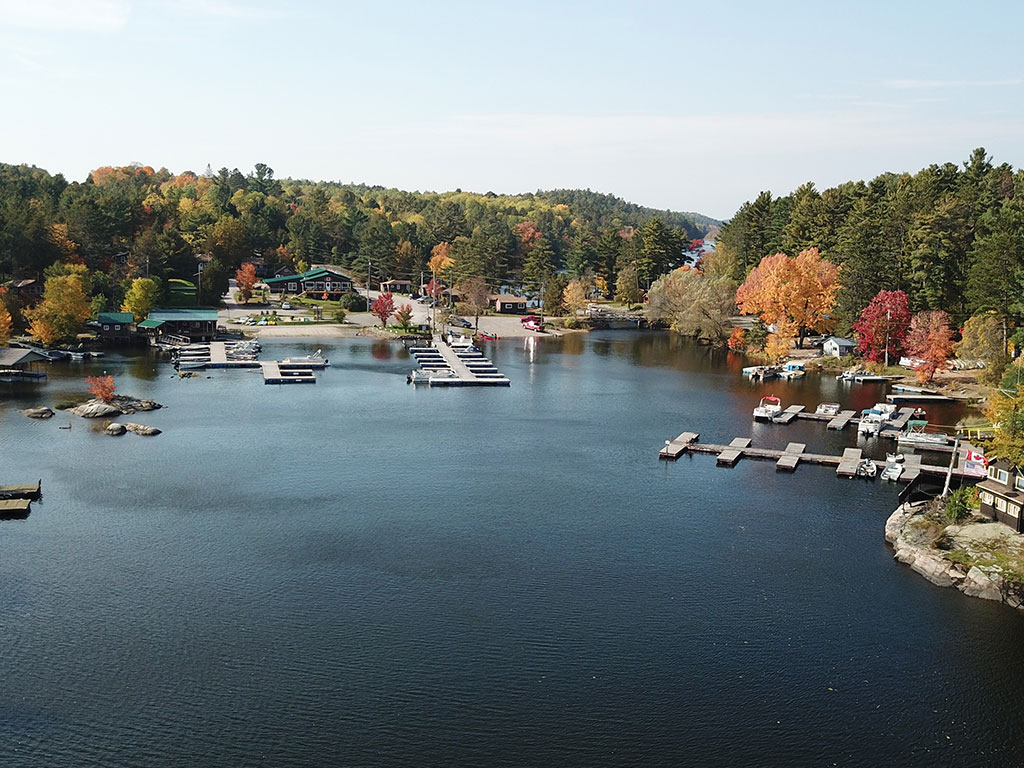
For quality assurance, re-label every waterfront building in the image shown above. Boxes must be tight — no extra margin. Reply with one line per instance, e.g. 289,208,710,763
491,294,528,313
139,309,219,342
977,458,1024,532
263,267,354,299
96,312,134,342
823,336,857,358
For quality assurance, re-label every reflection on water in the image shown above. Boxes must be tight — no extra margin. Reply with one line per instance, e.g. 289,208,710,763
0,332,1016,768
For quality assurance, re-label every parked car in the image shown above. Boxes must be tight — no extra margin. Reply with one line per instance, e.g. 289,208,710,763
451,317,472,328
281,302,292,309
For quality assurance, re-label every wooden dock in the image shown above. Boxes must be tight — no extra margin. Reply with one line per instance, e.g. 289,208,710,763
0,481,41,499
827,410,857,430
773,405,804,424
260,362,316,384
409,339,510,387
0,498,31,519
656,433,979,483
886,393,954,403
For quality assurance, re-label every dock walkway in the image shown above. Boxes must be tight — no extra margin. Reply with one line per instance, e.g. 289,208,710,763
261,361,316,384
409,339,510,387
0,481,41,499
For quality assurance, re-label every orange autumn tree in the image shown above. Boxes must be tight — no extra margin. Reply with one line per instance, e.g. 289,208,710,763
85,375,116,403
0,288,12,346
905,310,955,383
235,262,258,301
735,248,840,348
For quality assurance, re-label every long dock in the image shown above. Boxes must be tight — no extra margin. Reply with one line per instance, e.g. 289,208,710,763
657,433,981,483
0,499,32,519
260,362,316,384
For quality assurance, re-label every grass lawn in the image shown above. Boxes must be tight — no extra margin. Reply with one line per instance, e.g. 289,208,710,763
167,278,197,308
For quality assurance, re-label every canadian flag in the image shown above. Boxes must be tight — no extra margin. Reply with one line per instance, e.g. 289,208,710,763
966,449,987,464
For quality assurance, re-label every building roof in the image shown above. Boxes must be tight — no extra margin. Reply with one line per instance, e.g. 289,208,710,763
147,309,219,322
492,294,527,303
826,336,856,347
137,319,165,329
0,348,46,367
97,312,133,324
380,278,412,285
264,267,352,285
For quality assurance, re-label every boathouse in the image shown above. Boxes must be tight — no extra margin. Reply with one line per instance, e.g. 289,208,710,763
823,336,857,358
491,294,528,313
97,312,134,342
0,348,48,382
263,267,354,300
140,309,219,342
977,458,1024,532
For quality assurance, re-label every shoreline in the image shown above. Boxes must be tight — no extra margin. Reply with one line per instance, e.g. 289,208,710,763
885,502,1024,610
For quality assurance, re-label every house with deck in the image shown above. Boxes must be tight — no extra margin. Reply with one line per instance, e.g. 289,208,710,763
139,309,219,342
977,458,1024,532
96,312,134,342
263,267,354,300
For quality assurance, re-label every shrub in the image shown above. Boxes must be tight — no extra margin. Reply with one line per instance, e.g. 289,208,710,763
945,486,979,524
340,293,368,312
85,375,116,403
332,308,347,324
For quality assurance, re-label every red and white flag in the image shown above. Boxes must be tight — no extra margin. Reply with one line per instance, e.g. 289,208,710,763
966,449,986,464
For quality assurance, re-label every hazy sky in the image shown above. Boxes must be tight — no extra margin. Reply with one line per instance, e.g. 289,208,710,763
1,0,1021,219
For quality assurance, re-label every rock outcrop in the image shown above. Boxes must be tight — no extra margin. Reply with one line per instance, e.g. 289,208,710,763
23,406,54,419
110,395,162,413
104,422,127,436
70,400,122,418
886,502,1024,610
123,423,161,436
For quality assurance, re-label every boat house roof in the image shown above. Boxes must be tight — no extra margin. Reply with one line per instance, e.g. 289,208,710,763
0,348,47,367
264,268,352,286
147,309,219,323
97,312,133,324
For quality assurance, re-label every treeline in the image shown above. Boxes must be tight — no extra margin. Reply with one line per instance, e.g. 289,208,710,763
715,148,1024,332
0,161,714,319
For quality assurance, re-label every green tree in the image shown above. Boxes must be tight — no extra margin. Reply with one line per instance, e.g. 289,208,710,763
122,277,159,322
615,263,641,306
523,236,555,294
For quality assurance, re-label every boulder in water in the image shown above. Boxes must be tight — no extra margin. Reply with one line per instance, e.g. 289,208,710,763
23,406,54,419
124,422,161,436
104,422,127,436
70,400,122,418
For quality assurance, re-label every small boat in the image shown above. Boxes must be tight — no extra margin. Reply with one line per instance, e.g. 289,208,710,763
68,351,86,362
886,453,905,463
873,402,897,418
59,421,72,430
897,420,949,447
474,331,498,341
281,349,329,367
777,362,805,379
742,365,779,380
753,395,783,421
816,402,840,416
836,369,858,381
881,463,903,482
856,459,877,478
408,370,432,385
858,409,884,435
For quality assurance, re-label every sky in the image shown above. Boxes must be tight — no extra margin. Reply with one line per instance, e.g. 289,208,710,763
1,0,1022,220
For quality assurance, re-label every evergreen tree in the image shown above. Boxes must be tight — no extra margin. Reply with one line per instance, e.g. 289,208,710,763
523,236,555,294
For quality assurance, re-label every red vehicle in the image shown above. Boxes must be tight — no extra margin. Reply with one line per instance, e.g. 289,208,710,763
521,315,545,333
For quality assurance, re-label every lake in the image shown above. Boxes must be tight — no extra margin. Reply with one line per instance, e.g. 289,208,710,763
2,331,1022,767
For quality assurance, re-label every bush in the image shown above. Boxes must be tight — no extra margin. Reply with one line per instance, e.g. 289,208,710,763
945,486,979,523
332,308,347,324
339,293,368,312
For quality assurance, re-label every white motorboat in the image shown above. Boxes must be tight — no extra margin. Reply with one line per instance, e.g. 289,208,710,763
873,402,897,418
836,369,857,381
816,402,841,416
856,459,877,478
858,409,884,435
281,349,329,368
886,453,905,463
897,420,949,446
753,395,783,421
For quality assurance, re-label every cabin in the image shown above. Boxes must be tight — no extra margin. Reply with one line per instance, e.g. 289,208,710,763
263,267,354,300
3,278,43,303
139,309,219,342
491,294,528,314
0,348,48,382
379,279,412,294
823,336,857,358
96,312,134,342
977,458,1024,532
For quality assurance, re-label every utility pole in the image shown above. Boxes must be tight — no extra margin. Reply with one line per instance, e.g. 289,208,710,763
367,259,372,312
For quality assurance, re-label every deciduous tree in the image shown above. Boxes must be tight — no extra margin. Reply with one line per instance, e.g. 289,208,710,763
85,375,116,403
563,279,589,317
852,289,911,364
235,262,258,301
905,310,954,383
0,300,11,346
394,303,413,328
986,388,1024,467
371,292,395,326
122,277,158,322
645,266,736,344
24,274,92,346
457,276,490,330
957,312,1008,385
735,248,840,347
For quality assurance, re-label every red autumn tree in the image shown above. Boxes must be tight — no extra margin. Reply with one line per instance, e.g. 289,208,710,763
516,221,542,248
235,262,258,301
394,303,414,328
852,289,912,364
726,327,746,350
904,310,955,383
371,292,395,326
85,375,116,403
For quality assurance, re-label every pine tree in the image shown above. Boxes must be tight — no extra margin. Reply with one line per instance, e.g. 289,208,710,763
523,236,555,294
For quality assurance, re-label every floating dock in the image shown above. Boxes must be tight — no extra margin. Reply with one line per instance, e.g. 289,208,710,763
0,481,41,499
0,499,31,519
409,338,510,387
657,434,981,482
260,362,316,384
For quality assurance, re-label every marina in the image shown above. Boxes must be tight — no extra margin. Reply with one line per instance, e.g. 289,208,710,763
657,431,981,483
408,336,510,387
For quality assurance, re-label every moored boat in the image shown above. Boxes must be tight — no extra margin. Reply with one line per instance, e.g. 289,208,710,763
856,458,878,478
897,419,949,446
753,395,783,421
281,349,329,367
881,463,903,482
858,409,884,435
816,402,840,416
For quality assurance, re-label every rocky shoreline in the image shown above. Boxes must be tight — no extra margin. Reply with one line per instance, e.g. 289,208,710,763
885,502,1024,610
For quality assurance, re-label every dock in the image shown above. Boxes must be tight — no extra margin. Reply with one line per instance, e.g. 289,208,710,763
773,405,804,424
409,338,510,387
260,361,316,384
886,393,955,403
656,433,981,483
0,481,41,499
0,499,31,519
827,410,857,430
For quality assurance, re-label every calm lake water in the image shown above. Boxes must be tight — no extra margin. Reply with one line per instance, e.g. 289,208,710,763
2,332,1023,767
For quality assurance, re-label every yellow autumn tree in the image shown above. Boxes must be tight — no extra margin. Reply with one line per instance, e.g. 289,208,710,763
0,289,12,346
563,279,589,316
764,321,796,362
735,248,840,348
24,274,92,346
122,277,159,322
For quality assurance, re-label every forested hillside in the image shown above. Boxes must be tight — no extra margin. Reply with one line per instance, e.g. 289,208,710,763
0,161,716,321
715,148,1023,331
